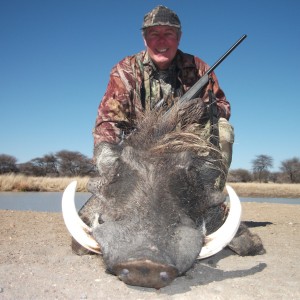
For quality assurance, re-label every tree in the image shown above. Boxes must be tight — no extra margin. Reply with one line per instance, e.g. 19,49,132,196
252,154,273,182
18,162,38,176
0,154,18,174
56,150,96,176
27,157,47,176
280,157,300,183
16,150,97,177
228,169,252,182
19,154,59,177
42,154,59,176
268,171,281,183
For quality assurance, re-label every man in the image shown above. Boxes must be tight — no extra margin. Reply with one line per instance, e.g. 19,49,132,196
93,5,234,190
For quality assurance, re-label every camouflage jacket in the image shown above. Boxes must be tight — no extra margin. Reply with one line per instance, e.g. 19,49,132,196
93,50,231,146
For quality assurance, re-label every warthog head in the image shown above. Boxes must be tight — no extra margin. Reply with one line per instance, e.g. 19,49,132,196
62,104,242,288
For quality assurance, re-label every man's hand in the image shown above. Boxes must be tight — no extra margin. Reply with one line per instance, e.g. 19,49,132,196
177,97,208,125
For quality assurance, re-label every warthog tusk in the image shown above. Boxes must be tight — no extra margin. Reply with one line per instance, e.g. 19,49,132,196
198,185,242,259
62,181,101,254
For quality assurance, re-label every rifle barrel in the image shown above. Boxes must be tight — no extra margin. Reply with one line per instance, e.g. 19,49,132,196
162,34,247,118
207,34,247,75
177,34,247,102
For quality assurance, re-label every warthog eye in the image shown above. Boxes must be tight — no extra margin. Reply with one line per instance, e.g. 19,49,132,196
98,214,104,224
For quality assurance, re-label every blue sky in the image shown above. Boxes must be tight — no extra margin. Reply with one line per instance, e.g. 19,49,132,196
1,0,299,171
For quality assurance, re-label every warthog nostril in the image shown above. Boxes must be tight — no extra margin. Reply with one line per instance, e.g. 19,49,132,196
159,272,169,281
160,271,169,282
112,259,178,289
119,268,129,279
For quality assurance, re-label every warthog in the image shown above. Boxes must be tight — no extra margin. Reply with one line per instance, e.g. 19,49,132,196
62,103,265,288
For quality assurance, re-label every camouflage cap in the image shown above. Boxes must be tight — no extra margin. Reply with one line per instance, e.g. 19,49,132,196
142,5,181,29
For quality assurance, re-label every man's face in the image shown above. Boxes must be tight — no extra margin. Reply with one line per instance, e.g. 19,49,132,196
144,25,181,70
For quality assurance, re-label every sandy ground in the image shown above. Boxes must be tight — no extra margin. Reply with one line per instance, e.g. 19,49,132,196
0,202,299,300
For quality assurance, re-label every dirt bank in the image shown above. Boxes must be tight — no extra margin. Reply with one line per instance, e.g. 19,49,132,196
0,203,299,299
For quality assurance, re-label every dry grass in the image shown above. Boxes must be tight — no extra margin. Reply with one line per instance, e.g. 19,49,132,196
0,174,89,192
227,182,300,198
1,174,300,198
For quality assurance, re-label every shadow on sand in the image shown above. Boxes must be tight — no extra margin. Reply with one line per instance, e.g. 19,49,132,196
244,220,273,228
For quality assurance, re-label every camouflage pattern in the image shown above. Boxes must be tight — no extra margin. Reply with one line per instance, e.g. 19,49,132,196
93,49,231,147
142,5,181,29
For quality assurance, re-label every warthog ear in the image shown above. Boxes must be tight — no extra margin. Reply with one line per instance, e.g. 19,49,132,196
62,181,101,254
198,185,242,259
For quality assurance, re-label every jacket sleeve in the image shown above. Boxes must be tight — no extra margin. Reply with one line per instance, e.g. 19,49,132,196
209,71,231,120
93,60,135,146
194,57,231,120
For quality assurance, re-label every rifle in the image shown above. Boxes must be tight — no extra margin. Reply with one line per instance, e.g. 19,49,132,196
163,34,247,120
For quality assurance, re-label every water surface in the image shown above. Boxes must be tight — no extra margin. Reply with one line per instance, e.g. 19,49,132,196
0,192,89,212
0,192,299,212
